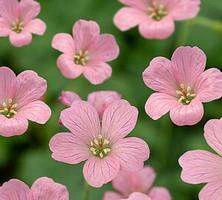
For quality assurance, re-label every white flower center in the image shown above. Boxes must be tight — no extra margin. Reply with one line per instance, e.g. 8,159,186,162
89,134,111,158
0,99,17,118
11,19,24,33
74,50,90,66
147,2,168,21
176,84,196,105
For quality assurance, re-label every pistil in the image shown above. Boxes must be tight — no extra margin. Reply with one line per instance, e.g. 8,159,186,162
0,99,17,118
11,19,24,33
147,3,168,21
176,84,196,105
74,50,89,66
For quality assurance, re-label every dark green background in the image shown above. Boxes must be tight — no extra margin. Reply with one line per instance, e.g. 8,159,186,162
0,0,222,199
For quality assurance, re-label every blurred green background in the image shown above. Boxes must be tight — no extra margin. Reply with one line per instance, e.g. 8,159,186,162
0,0,222,199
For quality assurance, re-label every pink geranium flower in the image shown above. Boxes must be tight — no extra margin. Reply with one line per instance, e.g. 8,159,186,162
103,166,171,200
52,19,119,85
114,0,200,39
59,90,121,119
0,0,46,47
0,67,51,137
49,100,149,187
122,192,151,200
0,177,69,199
143,46,222,126
179,118,222,200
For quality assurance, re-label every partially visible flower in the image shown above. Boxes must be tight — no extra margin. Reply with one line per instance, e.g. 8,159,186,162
103,166,171,200
0,177,69,199
52,19,119,85
122,192,151,200
0,67,51,137
179,118,222,200
143,46,222,126
0,0,46,47
114,0,200,39
59,90,121,119
49,100,149,188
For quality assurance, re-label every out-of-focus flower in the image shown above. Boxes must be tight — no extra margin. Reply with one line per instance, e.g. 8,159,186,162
52,19,119,85
114,0,200,39
0,67,51,137
0,0,46,47
143,46,222,126
49,100,149,188
103,166,171,200
59,90,121,119
0,177,69,199
121,192,151,200
179,118,222,200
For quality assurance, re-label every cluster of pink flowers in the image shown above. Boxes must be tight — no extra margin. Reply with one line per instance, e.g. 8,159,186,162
0,0,221,199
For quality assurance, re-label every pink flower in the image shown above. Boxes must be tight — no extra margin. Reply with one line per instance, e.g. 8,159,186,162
0,177,69,199
122,192,151,200
52,19,119,85
49,100,149,188
114,0,200,39
143,46,222,126
0,0,46,47
103,166,171,200
59,90,121,119
179,118,222,200
0,67,51,137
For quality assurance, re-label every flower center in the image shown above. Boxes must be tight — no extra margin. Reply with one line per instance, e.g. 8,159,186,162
89,134,111,158
0,99,17,118
176,84,196,105
147,2,168,21
74,50,89,66
11,19,24,33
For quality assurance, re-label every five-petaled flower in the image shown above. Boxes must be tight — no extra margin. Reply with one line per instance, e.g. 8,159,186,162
114,0,200,39
0,67,51,137
143,46,222,126
0,0,46,47
0,177,69,199
49,100,149,187
52,19,119,85
103,166,171,200
179,118,222,200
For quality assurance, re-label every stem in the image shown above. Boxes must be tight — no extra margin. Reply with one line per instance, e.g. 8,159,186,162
82,181,90,200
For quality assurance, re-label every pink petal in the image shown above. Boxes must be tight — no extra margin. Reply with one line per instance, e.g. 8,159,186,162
112,137,149,171
204,119,222,156
124,192,151,200
138,17,175,39
142,57,176,95
171,46,206,86
179,150,222,184
52,33,75,54
89,34,119,62
24,18,46,35
145,93,177,120
49,132,90,164
101,100,138,143
83,62,112,85
18,100,51,124
60,101,100,143
103,192,123,200
87,91,121,119
9,31,32,47
149,187,171,200
0,0,19,21
31,177,69,200
72,19,100,50
199,181,222,200
114,7,148,31
169,0,201,21
0,18,10,36
169,98,204,126
0,67,17,101
15,70,47,108
19,0,41,23
0,115,28,137
118,0,148,11
195,68,222,102
83,155,120,188
113,166,156,196
57,54,83,79
0,179,32,200
59,91,81,107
